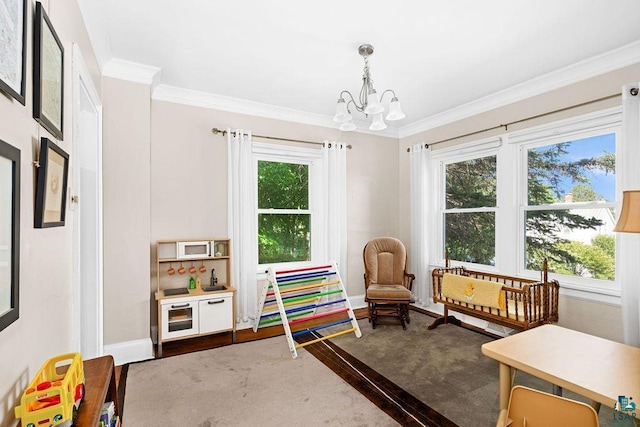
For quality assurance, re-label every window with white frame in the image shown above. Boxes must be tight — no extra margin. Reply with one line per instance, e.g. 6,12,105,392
257,160,311,264
444,154,497,266
523,133,616,280
253,143,323,268
432,109,621,298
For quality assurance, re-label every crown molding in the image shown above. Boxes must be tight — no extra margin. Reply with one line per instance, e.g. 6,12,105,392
103,58,162,87
152,84,400,138
104,37,640,140
399,39,640,139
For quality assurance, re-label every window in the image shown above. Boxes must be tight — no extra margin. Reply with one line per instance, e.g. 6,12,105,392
431,109,621,300
524,134,616,280
257,160,311,264
444,155,497,266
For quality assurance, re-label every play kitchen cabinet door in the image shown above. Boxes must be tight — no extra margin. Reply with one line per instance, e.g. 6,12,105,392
161,299,199,340
199,296,233,334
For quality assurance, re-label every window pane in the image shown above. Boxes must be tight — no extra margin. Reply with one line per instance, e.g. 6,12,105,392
525,209,615,280
258,213,310,264
445,212,495,265
528,134,615,205
446,156,496,209
258,161,309,209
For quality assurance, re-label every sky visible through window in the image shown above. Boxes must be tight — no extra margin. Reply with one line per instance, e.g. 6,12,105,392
533,133,615,202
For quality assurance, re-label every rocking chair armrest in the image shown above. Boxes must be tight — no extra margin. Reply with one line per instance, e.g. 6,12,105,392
404,271,415,291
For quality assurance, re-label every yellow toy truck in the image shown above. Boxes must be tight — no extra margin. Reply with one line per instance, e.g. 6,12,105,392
15,353,85,427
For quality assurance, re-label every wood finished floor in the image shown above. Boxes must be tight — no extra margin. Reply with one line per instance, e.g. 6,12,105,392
115,307,460,426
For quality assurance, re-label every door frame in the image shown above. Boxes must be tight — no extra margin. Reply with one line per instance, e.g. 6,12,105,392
71,44,104,357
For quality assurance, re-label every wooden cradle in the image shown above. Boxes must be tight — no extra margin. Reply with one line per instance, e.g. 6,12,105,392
429,258,559,331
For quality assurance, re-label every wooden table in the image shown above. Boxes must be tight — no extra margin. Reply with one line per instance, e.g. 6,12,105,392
76,355,119,426
481,325,640,411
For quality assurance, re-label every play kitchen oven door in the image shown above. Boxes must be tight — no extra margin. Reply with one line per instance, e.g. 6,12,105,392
161,300,199,339
176,240,214,260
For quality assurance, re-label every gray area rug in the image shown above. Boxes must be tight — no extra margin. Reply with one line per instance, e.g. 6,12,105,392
330,312,622,427
124,337,399,426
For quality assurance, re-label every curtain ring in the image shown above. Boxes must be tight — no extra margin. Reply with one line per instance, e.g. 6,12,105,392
631,87,639,97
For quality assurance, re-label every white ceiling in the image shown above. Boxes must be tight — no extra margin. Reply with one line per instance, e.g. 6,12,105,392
79,0,640,135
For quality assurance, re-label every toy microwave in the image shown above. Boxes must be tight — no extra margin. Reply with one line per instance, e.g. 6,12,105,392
176,240,214,259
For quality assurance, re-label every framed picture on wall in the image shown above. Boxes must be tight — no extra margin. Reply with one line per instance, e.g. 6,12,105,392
33,2,64,140
35,137,69,228
0,0,27,105
0,138,20,333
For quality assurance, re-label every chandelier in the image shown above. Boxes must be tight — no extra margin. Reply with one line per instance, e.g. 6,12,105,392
333,44,405,132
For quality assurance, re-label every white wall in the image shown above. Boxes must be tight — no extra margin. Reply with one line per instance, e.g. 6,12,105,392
102,77,152,349
0,0,100,425
148,98,400,298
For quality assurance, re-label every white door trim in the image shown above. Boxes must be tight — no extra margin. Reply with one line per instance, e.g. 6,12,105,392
72,43,104,357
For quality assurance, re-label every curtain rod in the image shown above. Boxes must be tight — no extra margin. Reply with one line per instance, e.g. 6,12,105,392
212,128,352,149
406,92,621,152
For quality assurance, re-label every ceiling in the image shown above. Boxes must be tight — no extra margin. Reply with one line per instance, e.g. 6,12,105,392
78,0,640,136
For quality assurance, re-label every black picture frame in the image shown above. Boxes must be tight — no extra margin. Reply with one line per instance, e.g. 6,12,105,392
33,2,64,140
35,137,69,228
0,138,20,333
0,0,27,105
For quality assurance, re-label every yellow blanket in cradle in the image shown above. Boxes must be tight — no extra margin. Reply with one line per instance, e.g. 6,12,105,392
442,273,506,311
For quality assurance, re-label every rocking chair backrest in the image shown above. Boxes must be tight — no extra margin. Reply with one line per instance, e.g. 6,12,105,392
363,237,407,289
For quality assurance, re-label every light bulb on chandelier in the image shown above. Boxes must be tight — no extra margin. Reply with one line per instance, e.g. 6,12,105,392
333,44,405,132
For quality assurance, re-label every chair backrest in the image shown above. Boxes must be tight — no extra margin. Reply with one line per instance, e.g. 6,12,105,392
363,237,407,289
503,386,599,427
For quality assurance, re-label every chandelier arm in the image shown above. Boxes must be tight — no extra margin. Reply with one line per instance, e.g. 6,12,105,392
379,89,397,103
345,99,357,114
341,90,365,113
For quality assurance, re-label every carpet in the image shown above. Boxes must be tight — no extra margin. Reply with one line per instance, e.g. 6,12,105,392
124,337,400,426
320,311,622,427
124,312,627,426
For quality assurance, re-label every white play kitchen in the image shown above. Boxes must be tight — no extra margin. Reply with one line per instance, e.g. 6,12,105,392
155,239,235,357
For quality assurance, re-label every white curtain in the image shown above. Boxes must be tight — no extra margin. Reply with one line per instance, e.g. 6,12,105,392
409,143,432,305
619,83,640,346
227,129,258,323
321,141,348,280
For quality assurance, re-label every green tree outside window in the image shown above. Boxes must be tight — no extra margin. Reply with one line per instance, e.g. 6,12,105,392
257,161,311,264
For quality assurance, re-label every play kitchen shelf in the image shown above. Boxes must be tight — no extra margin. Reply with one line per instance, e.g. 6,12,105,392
155,238,235,357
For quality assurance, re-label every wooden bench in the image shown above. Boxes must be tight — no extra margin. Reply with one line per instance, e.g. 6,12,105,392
429,259,559,331
76,356,120,426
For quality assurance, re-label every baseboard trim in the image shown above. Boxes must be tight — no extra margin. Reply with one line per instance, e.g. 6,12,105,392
104,338,154,366
349,294,367,310
410,304,508,339
113,295,367,363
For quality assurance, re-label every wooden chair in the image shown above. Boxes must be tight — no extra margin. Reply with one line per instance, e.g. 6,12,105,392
496,386,599,427
363,237,414,329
